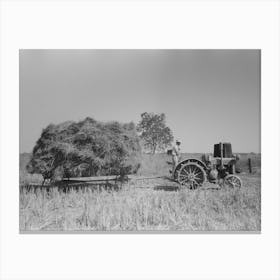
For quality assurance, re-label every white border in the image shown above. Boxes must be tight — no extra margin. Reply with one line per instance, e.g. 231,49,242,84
1,1,280,279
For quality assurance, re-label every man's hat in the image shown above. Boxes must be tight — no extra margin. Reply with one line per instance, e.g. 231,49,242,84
176,139,181,144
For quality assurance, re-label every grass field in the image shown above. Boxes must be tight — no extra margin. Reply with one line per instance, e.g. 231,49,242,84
19,153,261,231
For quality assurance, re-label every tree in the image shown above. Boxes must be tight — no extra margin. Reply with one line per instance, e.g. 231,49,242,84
137,112,174,154
27,118,141,183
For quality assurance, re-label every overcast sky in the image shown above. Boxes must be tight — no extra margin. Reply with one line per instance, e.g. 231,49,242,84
20,49,260,153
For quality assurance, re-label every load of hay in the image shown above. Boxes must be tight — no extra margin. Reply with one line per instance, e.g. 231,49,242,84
27,117,141,182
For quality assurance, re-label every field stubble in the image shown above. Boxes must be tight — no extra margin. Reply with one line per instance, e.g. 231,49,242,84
20,174,261,231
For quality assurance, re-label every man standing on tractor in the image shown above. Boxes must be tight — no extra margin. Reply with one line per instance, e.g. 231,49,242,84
172,140,181,177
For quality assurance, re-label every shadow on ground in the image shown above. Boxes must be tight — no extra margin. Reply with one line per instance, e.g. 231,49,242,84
153,185,180,191
153,176,180,191
20,181,122,193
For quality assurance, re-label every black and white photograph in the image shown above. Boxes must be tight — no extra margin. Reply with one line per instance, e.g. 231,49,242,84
2,0,280,279
19,49,261,232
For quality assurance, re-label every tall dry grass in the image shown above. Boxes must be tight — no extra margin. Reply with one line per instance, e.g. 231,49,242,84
19,174,261,231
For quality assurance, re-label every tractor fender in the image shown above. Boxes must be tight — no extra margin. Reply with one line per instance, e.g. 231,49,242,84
175,158,208,173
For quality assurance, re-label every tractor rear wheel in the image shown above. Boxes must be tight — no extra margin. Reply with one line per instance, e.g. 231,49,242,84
177,163,206,189
224,174,242,188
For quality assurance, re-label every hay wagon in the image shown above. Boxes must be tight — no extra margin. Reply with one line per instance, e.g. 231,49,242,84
173,142,242,189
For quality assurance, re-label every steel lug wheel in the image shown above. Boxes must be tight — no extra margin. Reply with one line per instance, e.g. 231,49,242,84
224,174,242,188
177,163,206,189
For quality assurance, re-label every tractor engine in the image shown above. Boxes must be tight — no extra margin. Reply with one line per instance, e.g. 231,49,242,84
202,142,239,180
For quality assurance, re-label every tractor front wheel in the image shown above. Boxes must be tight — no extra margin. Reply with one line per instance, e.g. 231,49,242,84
224,174,242,188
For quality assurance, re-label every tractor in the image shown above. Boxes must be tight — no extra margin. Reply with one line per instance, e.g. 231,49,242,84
172,142,242,189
